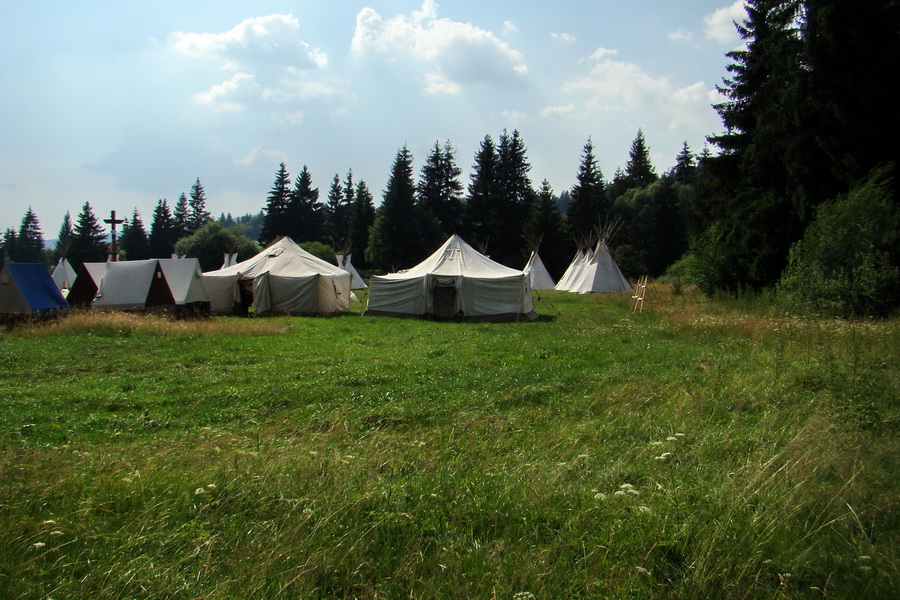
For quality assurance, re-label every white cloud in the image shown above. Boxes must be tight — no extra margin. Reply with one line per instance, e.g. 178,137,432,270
351,1,528,94
540,104,577,119
503,21,518,35
667,29,693,44
704,1,745,44
588,47,618,61
501,109,530,124
169,14,327,72
550,32,577,44
234,147,289,167
193,73,260,112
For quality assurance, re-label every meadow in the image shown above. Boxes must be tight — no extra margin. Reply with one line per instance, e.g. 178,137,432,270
0,289,897,599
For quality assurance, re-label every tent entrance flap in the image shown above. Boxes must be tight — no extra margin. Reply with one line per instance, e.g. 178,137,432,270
431,281,457,318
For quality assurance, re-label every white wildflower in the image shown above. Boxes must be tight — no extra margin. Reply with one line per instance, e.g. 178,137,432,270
627,489,640,495
619,483,634,489
206,483,217,490
594,492,607,501
635,566,650,574
666,436,678,442
194,487,206,496
675,432,685,438
614,490,626,497
49,530,63,536
655,452,673,461
41,520,57,526
31,542,46,549
637,505,652,514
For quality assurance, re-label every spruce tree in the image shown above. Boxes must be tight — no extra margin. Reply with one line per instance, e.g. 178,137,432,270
366,146,419,271
68,202,107,269
624,128,657,189
260,163,291,244
671,142,697,184
348,181,376,269
417,140,464,240
465,135,499,250
492,129,533,266
287,166,323,243
54,211,74,262
149,199,177,258
323,174,344,248
0,228,16,267
524,180,568,278
188,178,212,233
173,193,190,241
15,207,45,263
119,208,150,260
567,138,606,241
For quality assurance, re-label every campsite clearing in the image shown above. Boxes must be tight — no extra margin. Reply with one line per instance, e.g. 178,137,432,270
0,289,897,599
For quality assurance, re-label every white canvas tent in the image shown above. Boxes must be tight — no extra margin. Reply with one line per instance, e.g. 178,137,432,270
202,237,351,316
523,250,555,290
157,258,210,313
336,254,367,289
51,258,78,295
93,260,175,311
366,235,536,321
555,240,631,294
66,262,107,307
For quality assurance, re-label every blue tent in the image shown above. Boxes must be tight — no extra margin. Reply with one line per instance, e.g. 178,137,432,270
0,263,69,316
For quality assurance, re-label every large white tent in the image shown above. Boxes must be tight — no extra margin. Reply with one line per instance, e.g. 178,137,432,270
66,262,107,307
336,254,367,289
366,235,536,321
93,260,175,311
158,258,210,313
555,240,631,294
523,250,556,290
203,237,351,316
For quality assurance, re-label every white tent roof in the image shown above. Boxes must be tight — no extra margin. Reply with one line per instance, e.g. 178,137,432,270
158,258,209,305
336,254,367,289
523,250,555,290
367,235,535,320
93,260,173,310
556,241,631,293
203,237,351,315
51,258,77,291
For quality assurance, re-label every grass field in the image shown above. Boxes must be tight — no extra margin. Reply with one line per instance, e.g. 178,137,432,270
0,289,897,599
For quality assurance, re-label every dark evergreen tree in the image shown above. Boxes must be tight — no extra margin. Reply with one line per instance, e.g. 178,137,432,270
418,140,464,240
523,180,569,278
464,135,500,251
566,138,606,241
0,228,16,267
68,202,107,269
54,211,74,262
14,207,45,263
623,128,658,189
323,174,345,247
493,129,533,266
348,180,376,270
260,162,291,244
188,178,212,233
670,142,698,184
119,208,150,260
149,199,177,258
366,146,420,271
173,193,190,241
287,165,323,243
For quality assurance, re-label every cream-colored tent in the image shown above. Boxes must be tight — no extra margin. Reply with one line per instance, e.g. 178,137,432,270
523,250,555,290
336,254,367,289
202,237,351,316
158,258,210,312
366,235,535,321
556,240,631,294
93,260,176,311
51,258,77,295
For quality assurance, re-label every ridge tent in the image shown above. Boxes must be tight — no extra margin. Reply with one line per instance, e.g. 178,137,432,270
202,237,351,316
336,254,367,289
0,263,68,318
556,240,631,294
65,262,108,308
51,258,78,295
365,234,536,321
158,258,210,316
93,260,175,311
523,250,556,290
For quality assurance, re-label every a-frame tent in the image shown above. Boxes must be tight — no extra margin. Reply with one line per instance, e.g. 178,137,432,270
93,260,175,311
0,263,68,318
66,262,108,308
51,258,78,295
523,250,555,290
158,258,210,315
366,235,536,321
202,237,351,316
336,254,367,289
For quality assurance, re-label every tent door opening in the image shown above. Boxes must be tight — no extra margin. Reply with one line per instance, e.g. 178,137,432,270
431,282,457,318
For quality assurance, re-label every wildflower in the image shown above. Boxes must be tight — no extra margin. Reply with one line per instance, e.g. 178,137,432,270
666,436,678,442
627,489,640,495
637,505,652,514
206,484,217,490
655,452,672,461
49,531,63,536
513,592,536,600
41,520,57,526
194,488,206,496
594,492,607,501
650,441,664,446
31,542,46,550
619,483,634,490
635,566,650,575
675,432,685,438
614,490,626,497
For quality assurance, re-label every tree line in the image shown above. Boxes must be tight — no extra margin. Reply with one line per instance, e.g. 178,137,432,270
3,0,897,316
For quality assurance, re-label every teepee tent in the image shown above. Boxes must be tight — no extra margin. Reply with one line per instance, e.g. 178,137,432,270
93,259,176,311
336,254,367,289
554,249,586,291
202,237,351,316
557,239,631,294
0,263,68,318
51,258,78,294
523,250,555,290
66,262,108,308
366,235,535,321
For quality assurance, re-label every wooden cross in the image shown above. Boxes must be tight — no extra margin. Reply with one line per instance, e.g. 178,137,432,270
103,210,125,261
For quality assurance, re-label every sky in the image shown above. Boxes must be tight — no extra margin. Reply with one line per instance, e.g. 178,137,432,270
0,0,747,239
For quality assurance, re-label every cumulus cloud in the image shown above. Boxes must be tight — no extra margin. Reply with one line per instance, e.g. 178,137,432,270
169,14,327,71
351,0,528,94
704,1,745,44
558,49,721,135
667,29,693,44
550,32,577,44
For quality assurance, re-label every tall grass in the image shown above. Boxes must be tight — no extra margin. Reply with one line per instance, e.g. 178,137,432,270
0,289,896,598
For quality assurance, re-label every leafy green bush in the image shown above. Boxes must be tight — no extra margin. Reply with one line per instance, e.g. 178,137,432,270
778,165,899,317
299,241,338,265
174,221,262,271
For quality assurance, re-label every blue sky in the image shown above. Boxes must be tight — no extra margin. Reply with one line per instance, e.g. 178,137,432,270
0,0,746,238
